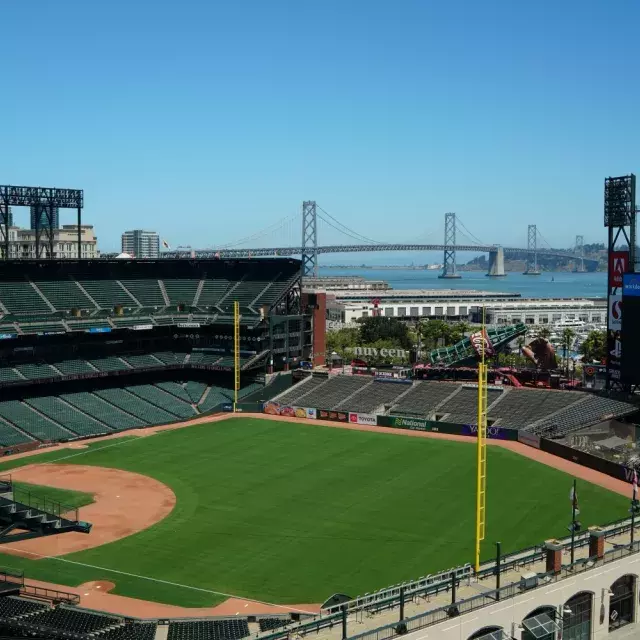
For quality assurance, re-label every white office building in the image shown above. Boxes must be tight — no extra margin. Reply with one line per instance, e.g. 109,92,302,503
121,230,160,259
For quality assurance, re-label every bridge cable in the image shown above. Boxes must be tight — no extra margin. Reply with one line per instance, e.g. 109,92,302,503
455,218,485,246
214,212,299,249
316,205,383,244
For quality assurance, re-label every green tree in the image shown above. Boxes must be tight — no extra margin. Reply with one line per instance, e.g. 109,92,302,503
537,326,551,340
357,316,412,349
579,330,606,363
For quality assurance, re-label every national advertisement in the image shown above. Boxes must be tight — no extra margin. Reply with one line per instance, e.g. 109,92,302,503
391,416,431,431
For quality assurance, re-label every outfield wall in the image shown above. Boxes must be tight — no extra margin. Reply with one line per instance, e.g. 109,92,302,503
261,402,635,488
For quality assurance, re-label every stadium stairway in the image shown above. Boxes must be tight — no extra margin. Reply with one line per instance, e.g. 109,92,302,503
0,493,91,543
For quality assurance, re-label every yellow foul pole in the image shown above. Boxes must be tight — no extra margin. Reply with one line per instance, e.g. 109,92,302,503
475,307,488,572
234,300,240,411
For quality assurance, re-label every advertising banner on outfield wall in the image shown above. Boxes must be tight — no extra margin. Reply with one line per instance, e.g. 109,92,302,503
517,432,541,449
262,402,316,419
317,409,348,423
462,424,516,440
348,413,377,426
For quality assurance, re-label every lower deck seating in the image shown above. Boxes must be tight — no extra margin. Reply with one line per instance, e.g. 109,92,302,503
168,619,250,640
0,420,32,447
200,385,233,411
0,596,48,619
27,605,120,635
25,396,110,436
186,381,207,403
122,353,163,368
126,384,196,418
98,622,157,640
89,356,130,372
62,392,145,430
335,380,407,413
259,618,291,632
52,358,97,375
0,401,71,442
155,381,193,403
95,388,177,424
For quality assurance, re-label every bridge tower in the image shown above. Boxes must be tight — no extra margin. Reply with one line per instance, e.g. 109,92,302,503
301,201,318,277
574,235,585,272
438,212,462,279
523,224,541,275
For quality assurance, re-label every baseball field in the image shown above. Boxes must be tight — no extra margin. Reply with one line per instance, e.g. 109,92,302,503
0,417,629,608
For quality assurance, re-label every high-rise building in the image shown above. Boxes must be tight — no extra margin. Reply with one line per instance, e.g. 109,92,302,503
121,230,160,259
30,205,59,230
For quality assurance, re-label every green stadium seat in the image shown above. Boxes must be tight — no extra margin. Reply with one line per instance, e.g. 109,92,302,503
122,354,163,369
162,279,200,306
0,367,25,383
89,356,131,372
14,363,60,380
199,385,233,412
95,388,177,424
61,392,145,430
0,418,33,447
119,279,166,307
52,359,98,375
0,400,73,442
34,280,94,311
155,381,193,403
25,397,110,436
75,279,138,309
186,381,207,403
0,277,51,315
126,385,196,418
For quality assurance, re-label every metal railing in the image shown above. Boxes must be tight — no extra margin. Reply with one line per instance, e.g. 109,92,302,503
9,485,79,522
347,540,640,640
21,583,80,605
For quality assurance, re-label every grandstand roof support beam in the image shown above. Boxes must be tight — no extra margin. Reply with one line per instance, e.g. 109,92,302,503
302,201,318,277
439,212,461,279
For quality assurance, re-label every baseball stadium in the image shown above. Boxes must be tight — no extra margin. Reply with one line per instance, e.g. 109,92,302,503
0,245,638,640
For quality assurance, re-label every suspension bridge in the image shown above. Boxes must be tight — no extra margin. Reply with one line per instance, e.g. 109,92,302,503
160,202,596,277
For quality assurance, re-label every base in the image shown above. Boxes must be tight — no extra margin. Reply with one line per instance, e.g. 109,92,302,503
438,274,462,279
522,271,541,276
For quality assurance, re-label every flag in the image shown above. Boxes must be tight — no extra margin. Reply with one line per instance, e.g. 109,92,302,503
570,484,580,516
633,470,638,501
162,240,171,249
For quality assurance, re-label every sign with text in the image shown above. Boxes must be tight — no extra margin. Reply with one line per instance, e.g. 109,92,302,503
623,274,640,297
609,251,629,288
469,329,495,358
348,412,377,426
609,294,622,330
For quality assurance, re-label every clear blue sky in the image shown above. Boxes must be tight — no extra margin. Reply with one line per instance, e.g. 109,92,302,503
1,0,638,254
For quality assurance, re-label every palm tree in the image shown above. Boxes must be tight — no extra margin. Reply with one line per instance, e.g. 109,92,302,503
537,326,552,340
562,328,576,376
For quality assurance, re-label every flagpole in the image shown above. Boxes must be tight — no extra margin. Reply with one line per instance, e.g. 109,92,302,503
570,478,577,565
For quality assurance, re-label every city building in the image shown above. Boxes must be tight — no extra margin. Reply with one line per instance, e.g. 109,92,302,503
30,205,59,230
317,286,606,328
121,229,160,258
0,225,99,259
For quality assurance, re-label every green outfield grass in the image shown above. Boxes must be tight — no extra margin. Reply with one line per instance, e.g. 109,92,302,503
0,418,629,607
